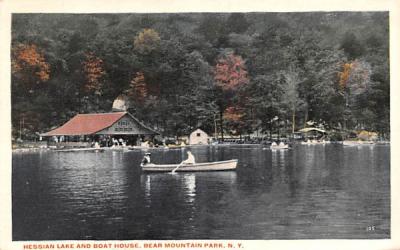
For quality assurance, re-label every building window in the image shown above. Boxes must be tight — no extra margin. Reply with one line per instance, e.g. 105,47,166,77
197,133,201,137
118,121,130,126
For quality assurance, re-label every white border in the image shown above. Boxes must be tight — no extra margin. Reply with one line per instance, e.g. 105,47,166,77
1,1,399,250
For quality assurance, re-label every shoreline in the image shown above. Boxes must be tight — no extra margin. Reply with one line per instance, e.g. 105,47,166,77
11,140,391,153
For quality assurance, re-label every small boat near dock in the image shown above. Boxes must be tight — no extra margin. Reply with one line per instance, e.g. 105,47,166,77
300,139,330,145
270,142,289,150
270,144,289,150
53,147,105,153
141,159,238,172
342,140,375,146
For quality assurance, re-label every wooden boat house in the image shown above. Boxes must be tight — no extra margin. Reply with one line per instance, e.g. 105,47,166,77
297,127,327,140
41,111,158,146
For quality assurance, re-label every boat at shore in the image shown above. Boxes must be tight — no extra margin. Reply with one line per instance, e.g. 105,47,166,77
270,144,289,150
141,159,238,172
53,147,105,152
300,139,330,145
342,140,375,146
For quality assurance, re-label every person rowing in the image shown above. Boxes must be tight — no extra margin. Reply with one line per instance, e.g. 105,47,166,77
172,150,196,173
182,150,196,164
141,152,151,166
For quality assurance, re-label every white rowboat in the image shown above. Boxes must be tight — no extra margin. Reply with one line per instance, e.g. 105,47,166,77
141,159,238,172
54,148,105,152
270,145,289,150
343,140,375,146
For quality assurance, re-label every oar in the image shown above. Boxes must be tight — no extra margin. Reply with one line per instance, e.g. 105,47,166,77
171,162,184,174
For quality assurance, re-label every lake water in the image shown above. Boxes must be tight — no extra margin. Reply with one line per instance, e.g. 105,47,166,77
12,144,390,240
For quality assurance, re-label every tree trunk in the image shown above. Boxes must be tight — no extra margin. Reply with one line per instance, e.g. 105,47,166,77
292,107,296,134
277,126,280,140
304,105,308,128
269,122,272,140
219,107,224,141
214,115,218,140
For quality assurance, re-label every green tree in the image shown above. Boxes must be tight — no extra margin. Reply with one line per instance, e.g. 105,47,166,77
341,32,365,60
281,67,303,133
226,13,250,34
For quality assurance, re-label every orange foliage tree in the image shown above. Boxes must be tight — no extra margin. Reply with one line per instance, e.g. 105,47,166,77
337,59,372,129
127,71,148,103
338,62,353,91
223,105,248,136
83,52,105,95
12,44,50,83
338,60,371,95
11,44,50,138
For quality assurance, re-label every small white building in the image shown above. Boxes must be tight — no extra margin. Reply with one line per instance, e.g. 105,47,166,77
189,129,209,145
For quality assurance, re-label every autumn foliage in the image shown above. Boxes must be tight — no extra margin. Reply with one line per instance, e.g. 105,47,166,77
83,52,105,94
223,105,248,135
338,62,353,90
134,29,161,54
214,53,249,91
10,13,389,139
223,106,244,122
338,60,371,94
12,44,50,82
127,72,148,102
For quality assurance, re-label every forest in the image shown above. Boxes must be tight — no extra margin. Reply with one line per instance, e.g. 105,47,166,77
11,12,390,140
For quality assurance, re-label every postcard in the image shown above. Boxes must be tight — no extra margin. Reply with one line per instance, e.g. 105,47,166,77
1,0,399,250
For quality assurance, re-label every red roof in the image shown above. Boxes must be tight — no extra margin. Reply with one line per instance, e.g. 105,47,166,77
42,112,126,136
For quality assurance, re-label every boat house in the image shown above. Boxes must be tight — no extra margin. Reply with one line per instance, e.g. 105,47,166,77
41,111,158,146
189,129,209,145
298,127,327,140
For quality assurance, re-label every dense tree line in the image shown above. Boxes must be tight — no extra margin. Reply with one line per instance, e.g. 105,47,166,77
11,12,390,140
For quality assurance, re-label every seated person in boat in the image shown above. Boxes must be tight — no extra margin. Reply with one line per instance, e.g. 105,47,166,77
141,153,151,165
182,151,196,164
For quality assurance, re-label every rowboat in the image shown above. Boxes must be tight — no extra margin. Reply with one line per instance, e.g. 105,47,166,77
141,159,238,172
54,147,105,152
270,142,289,150
300,140,330,145
342,140,375,146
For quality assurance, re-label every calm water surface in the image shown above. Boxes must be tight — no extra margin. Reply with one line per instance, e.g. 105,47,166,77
12,144,390,240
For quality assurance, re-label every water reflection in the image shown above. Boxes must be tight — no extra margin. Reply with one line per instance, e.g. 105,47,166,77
142,172,237,206
183,174,196,202
12,145,389,240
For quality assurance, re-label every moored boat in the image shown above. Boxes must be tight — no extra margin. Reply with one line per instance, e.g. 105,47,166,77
270,144,289,150
141,159,238,172
54,147,105,152
343,140,375,146
300,139,330,145
270,142,289,150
